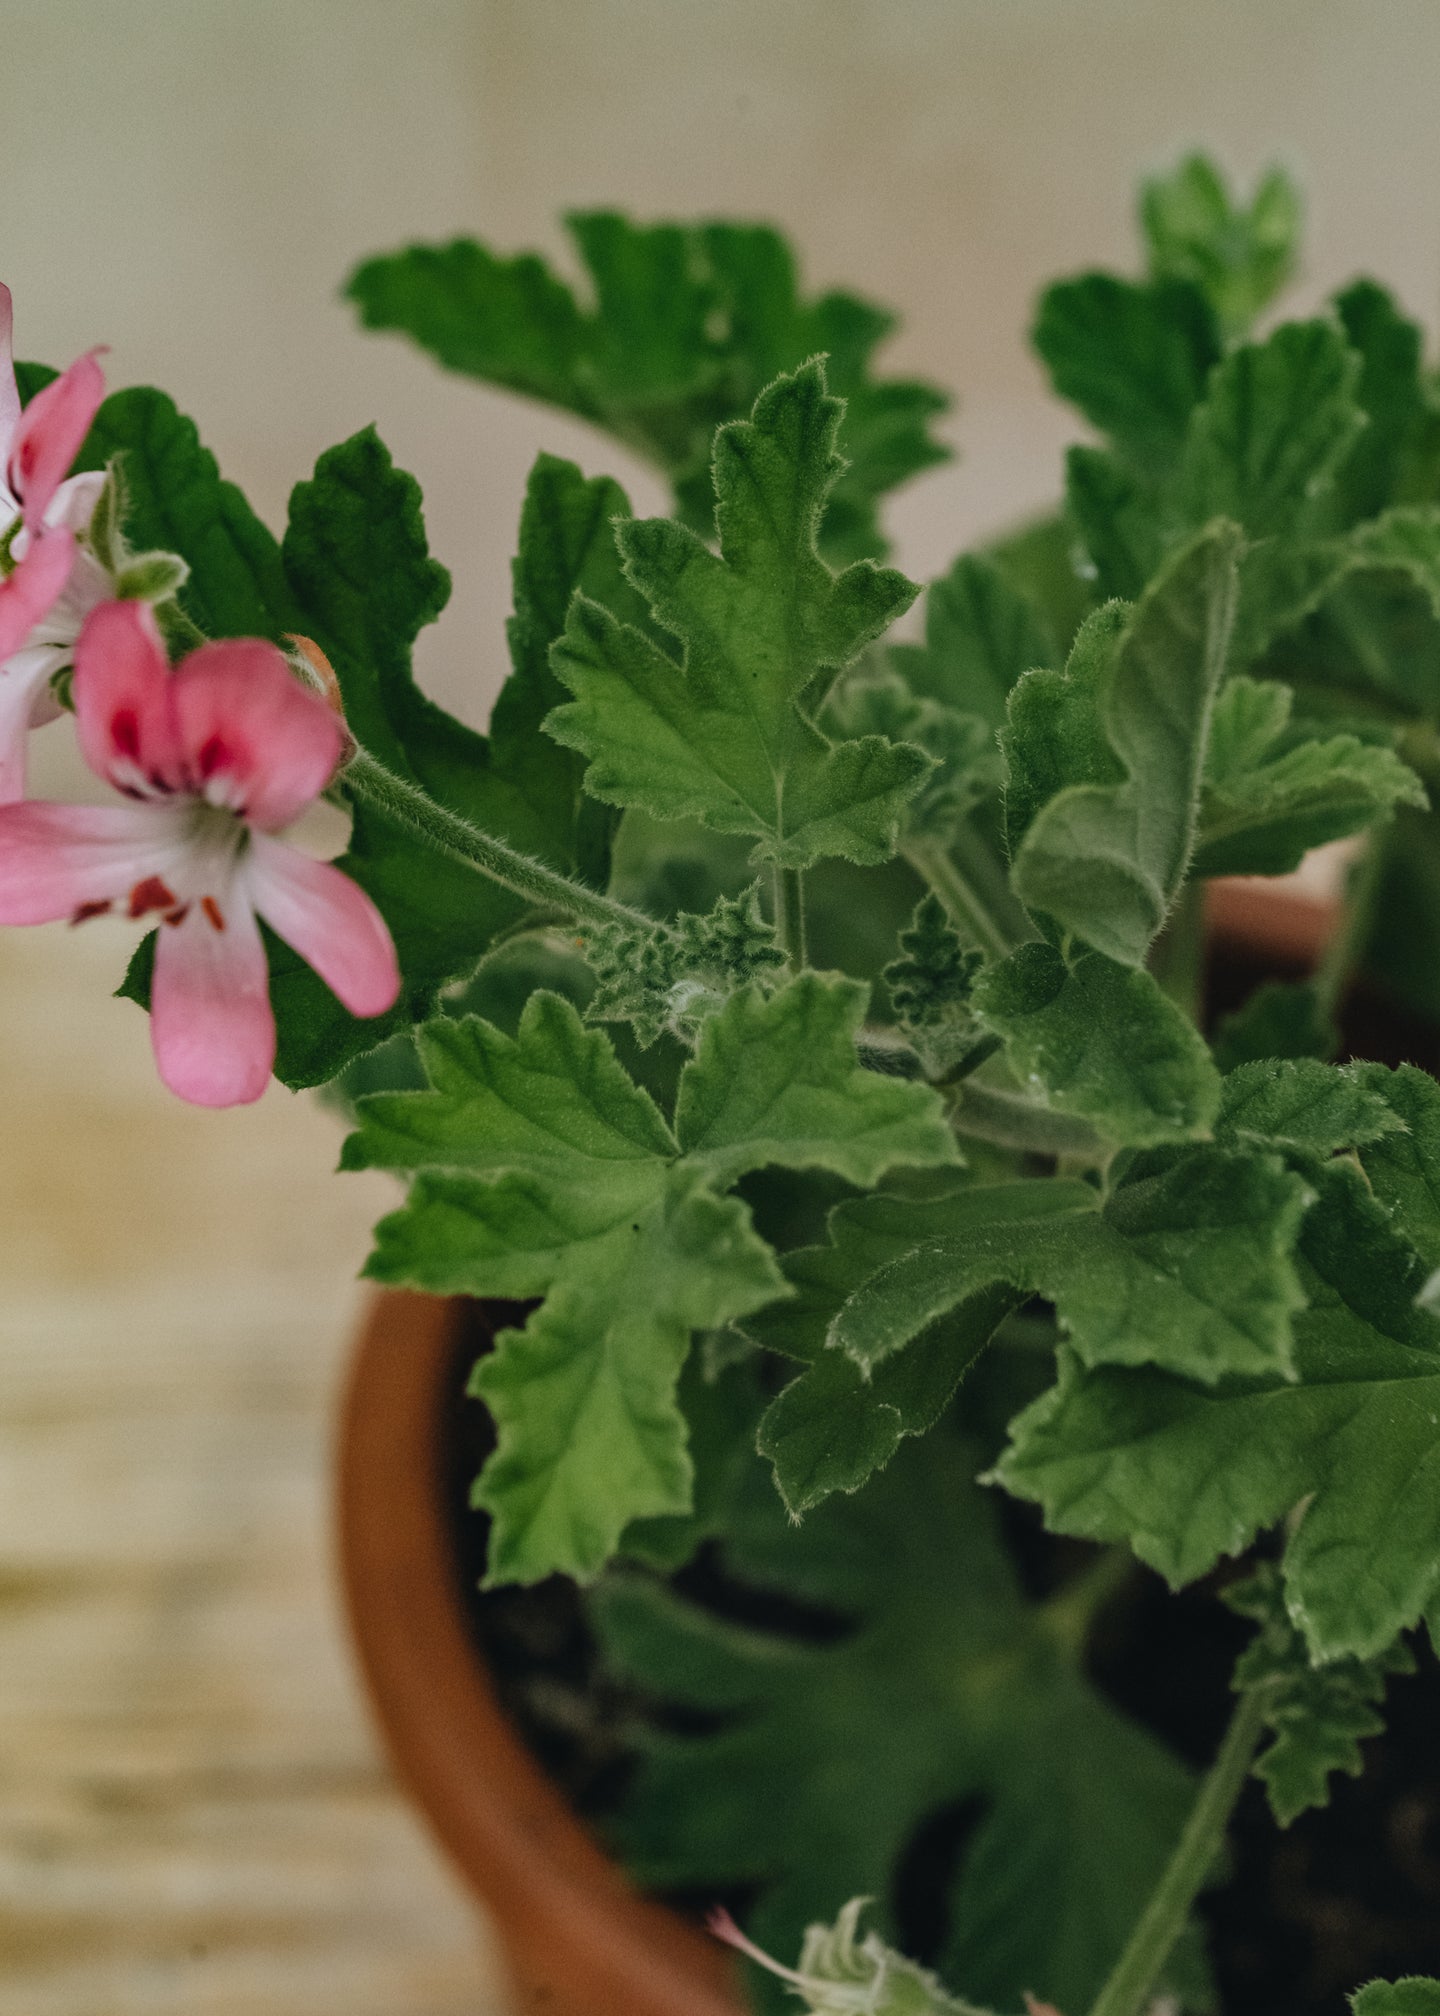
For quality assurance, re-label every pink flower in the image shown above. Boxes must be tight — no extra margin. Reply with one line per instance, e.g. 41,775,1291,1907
0,600,400,1105
0,283,109,802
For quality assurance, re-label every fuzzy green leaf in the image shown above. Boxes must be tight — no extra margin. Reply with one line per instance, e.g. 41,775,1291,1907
345,977,954,1581
590,1430,1205,2016
1332,281,1440,524
828,1147,1308,1385
974,942,1221,1147
675,971,959,1189
1176,320,1364,540
1005,524,1241,964
1210,981,1337,1074
1033,273,1221,478
1140,154,1301,338
1194,674,1425,876
547,362,928,867
347,214,949,565
1226,1562,1415,1827
1352,1982,1440,2015
1356,1063,1440,1271
995,1156,1440,1660
882,895,990,1078
890,552,1055,730
1217,1057,1409,1155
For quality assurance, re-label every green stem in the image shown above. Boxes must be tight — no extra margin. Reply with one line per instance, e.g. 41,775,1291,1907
904,839,1013,962
949,1080,1107,1161
1313,832,1384,1020
342,745,658,937
1086,1684,1269,2016
773,864,808,969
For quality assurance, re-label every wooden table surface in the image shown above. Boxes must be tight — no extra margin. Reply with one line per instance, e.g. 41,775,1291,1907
0,891,506,2012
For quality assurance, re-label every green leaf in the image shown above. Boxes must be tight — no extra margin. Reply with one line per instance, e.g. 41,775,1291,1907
1065,446,1160,601
742,1181,1014,1513
1194,674,1425,876
1175,320,1364,540
1356,1063,1440,1271
890,552,1056,730
1332,281,1440,524
822,672,1002,844
346,978,954,1581
1216,1057,1407,1155
547,362,928,868
1032,273,1220,478
589,1430,1205,2016
1352,1982,1440,2015
279,445,652,1084
1210,980,1338,1075
995,1157,1440,1659
1226,1562,1414,1827
974,942,1221,1148
675,971,959,1190
347,213,949,565
828,1147,1308,1385
1005,522,1241,963
1140,154,1301,338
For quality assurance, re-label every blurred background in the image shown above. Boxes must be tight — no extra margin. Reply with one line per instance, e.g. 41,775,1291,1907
3,2,1440,2010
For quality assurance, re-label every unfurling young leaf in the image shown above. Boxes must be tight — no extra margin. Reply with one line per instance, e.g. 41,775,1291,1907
343,976,955,1583
546,361,930,869
582,881,786,1047
882,895,989,1078
1226,1563,1415,1827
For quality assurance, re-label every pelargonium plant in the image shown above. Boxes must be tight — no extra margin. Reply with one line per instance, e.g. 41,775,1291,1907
8,155,1440,2015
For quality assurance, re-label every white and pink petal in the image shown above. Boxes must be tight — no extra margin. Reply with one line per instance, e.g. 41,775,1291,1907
245,833,399,1017
149,888,275,1107
0,800,192,923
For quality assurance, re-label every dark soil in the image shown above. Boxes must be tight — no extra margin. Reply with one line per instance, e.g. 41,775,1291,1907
440,947,1440,2014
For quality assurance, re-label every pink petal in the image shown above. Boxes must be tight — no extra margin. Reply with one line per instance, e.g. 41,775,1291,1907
0,648,61,805
73,599,185,794
246,834,400,1017
8,348,105,528
0,284,19,461
0,800,188,921
171,639,342,830
151,887,275,1106
0,525,74,666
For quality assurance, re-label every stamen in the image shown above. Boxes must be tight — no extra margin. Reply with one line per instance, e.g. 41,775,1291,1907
69,899,111,926
128,875,178,918
201,895,226,932
162,904,190,928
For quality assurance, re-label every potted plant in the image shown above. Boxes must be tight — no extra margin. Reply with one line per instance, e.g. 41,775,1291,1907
5,154,1440,2015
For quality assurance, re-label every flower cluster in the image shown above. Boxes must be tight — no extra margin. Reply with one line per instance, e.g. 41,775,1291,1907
0,290,399,1106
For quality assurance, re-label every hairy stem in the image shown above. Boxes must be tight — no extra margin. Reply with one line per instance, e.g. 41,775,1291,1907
773,864,808,969
1087,1684,1269,2016
949,1079,1107,1161
904,839,1014,962
342,744,658,936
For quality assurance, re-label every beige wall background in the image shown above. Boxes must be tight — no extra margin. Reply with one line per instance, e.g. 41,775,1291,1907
7,0,1440,737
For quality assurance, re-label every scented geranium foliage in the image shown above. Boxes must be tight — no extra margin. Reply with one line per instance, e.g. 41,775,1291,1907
11,156,1440,2016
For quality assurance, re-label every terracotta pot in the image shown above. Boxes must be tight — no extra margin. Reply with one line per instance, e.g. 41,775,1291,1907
334,878,1338,2016
337,1287,745,2016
